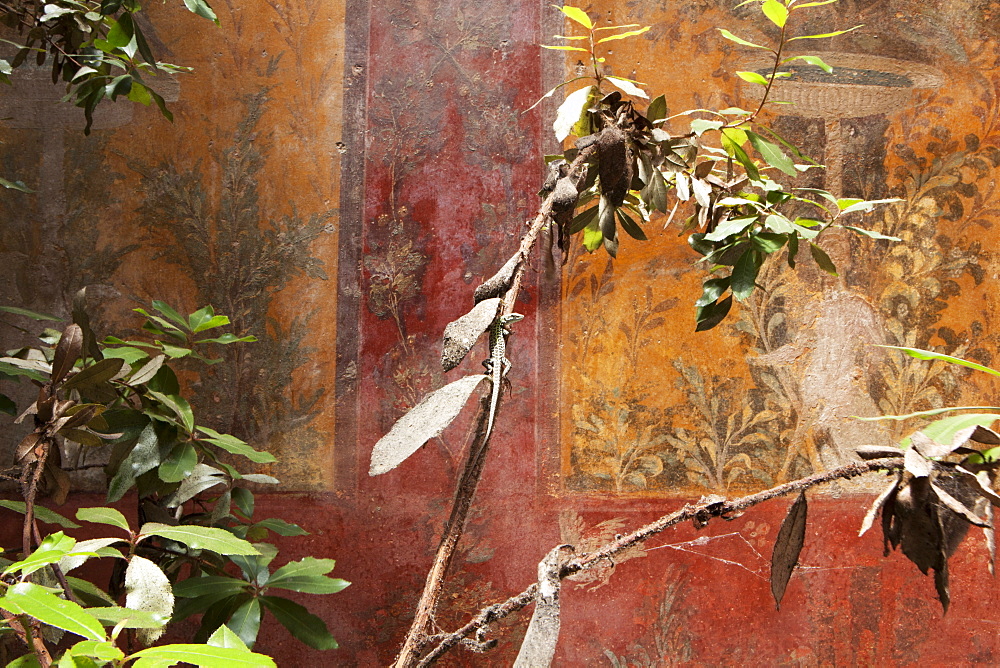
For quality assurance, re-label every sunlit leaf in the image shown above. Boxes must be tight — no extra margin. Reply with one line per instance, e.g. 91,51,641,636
761,0,789,28
0,582,105,641
717,28,769,49
556,5,593,29
596,26,650,43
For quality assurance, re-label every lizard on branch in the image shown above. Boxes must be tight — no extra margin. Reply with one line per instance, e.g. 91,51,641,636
483,312,523,443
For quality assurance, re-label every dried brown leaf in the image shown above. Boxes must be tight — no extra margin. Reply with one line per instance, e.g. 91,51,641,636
904,445,933,478
954,466,1000,507
855,445,904,461
441,298,501,372
51,323,83,386
911,432,952,460
859,475,900,537
473,256,522,304
771,491,807,610
985,503,995,576
931,482,990,528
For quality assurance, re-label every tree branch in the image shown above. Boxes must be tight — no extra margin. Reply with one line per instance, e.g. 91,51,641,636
417,457,904,664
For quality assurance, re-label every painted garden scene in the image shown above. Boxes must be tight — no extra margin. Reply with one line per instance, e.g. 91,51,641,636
3,0,1000,664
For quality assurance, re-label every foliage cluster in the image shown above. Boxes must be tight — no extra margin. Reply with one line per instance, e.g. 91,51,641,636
0,300,346,666
0,0,215,134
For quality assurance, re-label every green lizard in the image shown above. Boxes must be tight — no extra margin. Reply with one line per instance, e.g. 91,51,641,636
483,312,523,442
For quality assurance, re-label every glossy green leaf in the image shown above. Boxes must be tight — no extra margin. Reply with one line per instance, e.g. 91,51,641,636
761,0,788,27
695,277,730,308
731,248,761,301
268,558,350,594
809,242,838,276
260,596,338,650
783,54,833,73
787,25,862,42
86,606,167,629
705,216,756,242
197,426,276,464
841,225,901,241
0,583,105,641
250,518,308,537
695,295,733,332
148,391,195,433
227,598,262,649
721,132,760,181
196,333,258,345
4,532,79,577
747,131,796,176
107,423,160,503
880,346,1000,377
717,28,768,49
65,639,124,662
581,219,603,251
208,624,250,650
690,119,723,136
646,94,667,122
76,507,130,532
173,576,251,599
130,644,275,667
188,306,229,333
159,442,198,483
0,500,80,528
138,523,260,556
736,71,769,85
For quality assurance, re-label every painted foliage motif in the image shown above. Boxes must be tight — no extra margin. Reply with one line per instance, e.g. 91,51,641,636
561,0,1000,496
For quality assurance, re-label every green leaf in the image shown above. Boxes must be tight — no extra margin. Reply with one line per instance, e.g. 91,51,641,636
0,500,80,528
783,54,833,73
104,17,133,48
0,583,105,641
107,423,161,503
596,26,650,43
720,132,760,181
76,507,130,532
208,624,250,650
695,295,733,332
159,442,198,483
646,94,667,123
615,209,647,241
138,523,260,556
0,306,60,321
250,518,308,537
0,177,33,193
65,639,124,662
196,426,276,464
196,333,258,345
188,306,230,333
696,277,730,308
747,131,796,176
267,558,350,594
174,576,252,599
906,414,1000,448
705,216,757,242
858,407,1000,422
260,596,338,650
0,393,15,416
731,248,761,301
690,119,723,136
838,197,902,215
227,598,262,649
581,219,603,252
129,645,275,668
717,28,769,49
841,225,901,241
4,532,79,577
761,0,788,27
880,346,1000,377
86,606,168,629
809,242,838,276
556,5,593,29
752,232,788,254
148,391,195,433
736,71,769,85
568,205,599,235
787,25,863,42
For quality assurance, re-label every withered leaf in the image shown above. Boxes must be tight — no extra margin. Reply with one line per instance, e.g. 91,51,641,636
771,491,807,609
51,323,83,386
985,504,995,576
911,432,952,460
473,256,521,304
859,475,900,538
969,425,1000,445
597,125,629,209
954,466,1000,507
904,445,933,478
935,557,950,613
61,358,126,392
370,374,489,475
931,482,990,528
893,476,942,574
15,431,43,464
513,545,574,668
855,445,904,461
441,298,501,372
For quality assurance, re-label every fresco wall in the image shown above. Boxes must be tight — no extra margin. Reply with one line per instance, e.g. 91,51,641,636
4,0,1000,664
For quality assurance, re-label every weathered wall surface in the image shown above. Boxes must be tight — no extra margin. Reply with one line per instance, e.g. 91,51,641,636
4,0,1000,664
